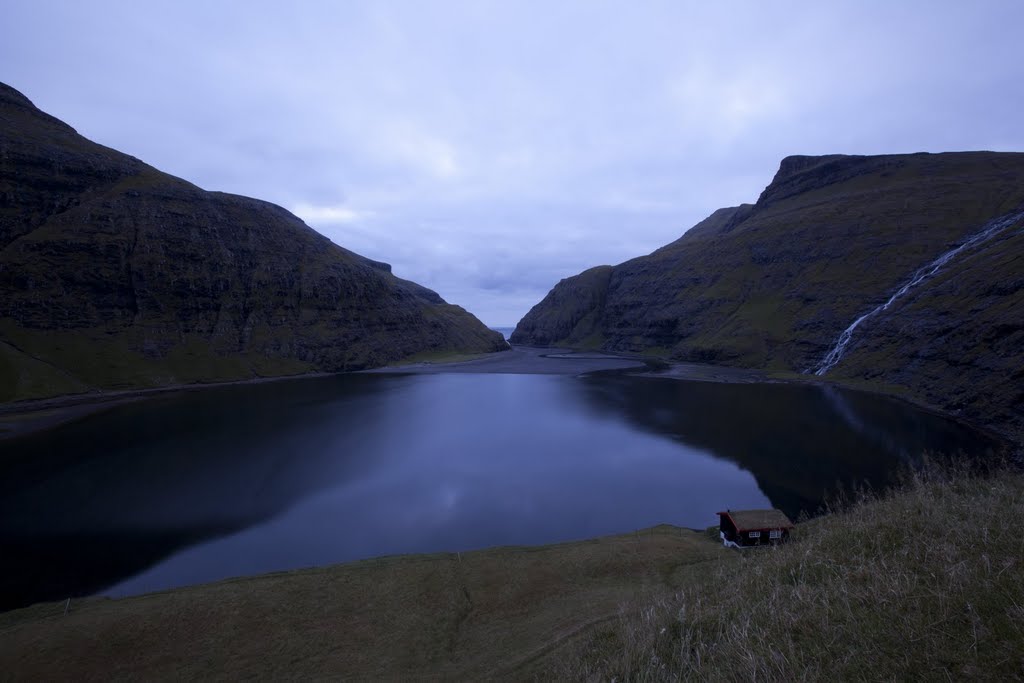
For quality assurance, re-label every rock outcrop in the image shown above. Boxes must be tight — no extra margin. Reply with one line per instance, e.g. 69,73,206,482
0,82,506,401
512,152,1024,442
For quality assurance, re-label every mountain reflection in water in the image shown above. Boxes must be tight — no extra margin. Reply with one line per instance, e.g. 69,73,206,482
0,372,995,610
575,376,993,517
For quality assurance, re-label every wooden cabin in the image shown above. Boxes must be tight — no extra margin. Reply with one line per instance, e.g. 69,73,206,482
717,509,794,548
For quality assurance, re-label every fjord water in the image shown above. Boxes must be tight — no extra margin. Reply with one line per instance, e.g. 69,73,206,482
0,372,994,610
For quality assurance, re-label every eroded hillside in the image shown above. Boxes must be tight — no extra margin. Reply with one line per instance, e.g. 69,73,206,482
513,152,1024,441
0,82,506,400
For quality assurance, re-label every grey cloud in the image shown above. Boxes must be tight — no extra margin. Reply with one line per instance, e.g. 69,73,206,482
2,1,1023,325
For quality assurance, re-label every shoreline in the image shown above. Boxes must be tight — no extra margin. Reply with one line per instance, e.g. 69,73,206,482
0,371,341,441
363,344,648,375
0,346,648,441
0,345,1011,449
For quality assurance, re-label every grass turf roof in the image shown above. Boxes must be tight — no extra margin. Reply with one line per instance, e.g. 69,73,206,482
718,508,794,531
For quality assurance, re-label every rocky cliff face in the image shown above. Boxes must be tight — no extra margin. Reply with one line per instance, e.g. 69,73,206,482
0,82,506,401
512,152,1024,442
510,266,613,348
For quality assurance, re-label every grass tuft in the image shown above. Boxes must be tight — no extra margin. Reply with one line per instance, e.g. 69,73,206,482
560,460,1024,681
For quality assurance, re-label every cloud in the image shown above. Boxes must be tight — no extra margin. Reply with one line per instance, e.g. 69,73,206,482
292,203,370,225
666,64,792,145
374,122,462,180
2,1,1023,325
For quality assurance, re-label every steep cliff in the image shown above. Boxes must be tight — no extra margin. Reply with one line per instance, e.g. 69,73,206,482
0,82,506,401
512,152,1024,441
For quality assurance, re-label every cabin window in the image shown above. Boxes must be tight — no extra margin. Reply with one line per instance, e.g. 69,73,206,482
748,531,761,538
769,529,782,539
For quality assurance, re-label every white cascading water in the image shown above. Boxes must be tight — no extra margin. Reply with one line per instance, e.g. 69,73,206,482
810,209,1024,376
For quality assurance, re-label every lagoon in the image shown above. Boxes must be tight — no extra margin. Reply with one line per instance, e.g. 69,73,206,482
0,355,995,610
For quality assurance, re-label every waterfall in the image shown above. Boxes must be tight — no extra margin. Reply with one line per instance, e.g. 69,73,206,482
809,209,1024,376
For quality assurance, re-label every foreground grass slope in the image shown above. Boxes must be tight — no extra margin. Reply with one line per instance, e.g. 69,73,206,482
3,466,1022,680
563,466,1024,681
0,527,729,680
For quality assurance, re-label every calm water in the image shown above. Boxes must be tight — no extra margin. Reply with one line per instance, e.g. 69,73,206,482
0,371,996,610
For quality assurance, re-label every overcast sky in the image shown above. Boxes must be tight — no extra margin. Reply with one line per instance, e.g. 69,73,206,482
3,2,1023,325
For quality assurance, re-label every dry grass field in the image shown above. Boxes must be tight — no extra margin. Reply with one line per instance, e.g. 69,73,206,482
0,526,729,680
562,465,1024,681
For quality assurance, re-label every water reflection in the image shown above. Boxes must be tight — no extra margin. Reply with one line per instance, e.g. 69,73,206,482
0,374,412,608
0,372,995,610
575,375,996,517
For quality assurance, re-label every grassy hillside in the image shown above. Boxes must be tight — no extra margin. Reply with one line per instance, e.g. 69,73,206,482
0,526,729,680
561,464,1024,681
0,81,507,403
512,152,1024,442
2,465,1021,680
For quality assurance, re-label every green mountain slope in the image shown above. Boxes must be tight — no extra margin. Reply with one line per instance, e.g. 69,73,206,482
512,152,1024,441
0,83,506,401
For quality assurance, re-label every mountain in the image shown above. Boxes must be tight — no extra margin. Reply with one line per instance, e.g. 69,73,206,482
512,152,1024,442
0,82,506,402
